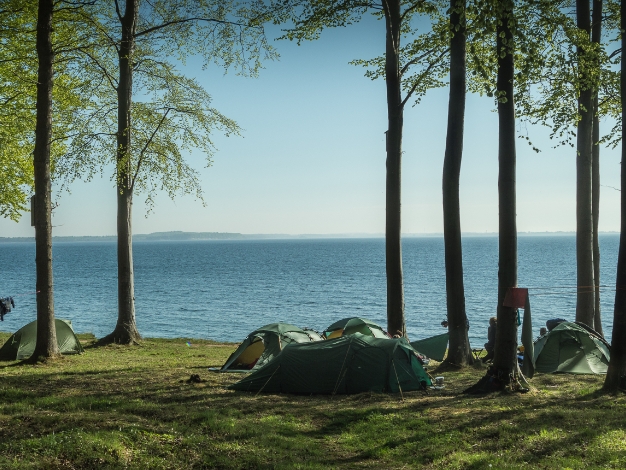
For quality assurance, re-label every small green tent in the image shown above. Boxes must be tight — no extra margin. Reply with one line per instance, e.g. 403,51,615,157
411,333,449,362
0,319,84,361
229,333,432,394
219,323,323,372
323,317,389,339
533,321,610,374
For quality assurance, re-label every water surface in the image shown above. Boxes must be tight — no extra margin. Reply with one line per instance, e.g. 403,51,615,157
0,235,619,347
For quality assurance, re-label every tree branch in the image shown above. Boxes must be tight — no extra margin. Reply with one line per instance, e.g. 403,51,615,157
53,0,97,13
399,47,439,77
400,1,424,23
76,48,119,90
114,0,123,22
400,47,448,108
134,16,259,39
608,47,621,59
2,91,28,107
131,108,171,190
50,131,116,144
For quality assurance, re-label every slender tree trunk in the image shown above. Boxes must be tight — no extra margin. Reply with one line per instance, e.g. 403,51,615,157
575,0,595,327
603,0,626,392
492,0,518,379
31,0,59,360
102,0,141,344
442,0,472,366
592,98,602,333
591,0,603,336
383,0,405,337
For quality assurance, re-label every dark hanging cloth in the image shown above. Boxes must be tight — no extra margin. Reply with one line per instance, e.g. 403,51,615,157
546,318,567,331
485,325,496,352
0,297,15,321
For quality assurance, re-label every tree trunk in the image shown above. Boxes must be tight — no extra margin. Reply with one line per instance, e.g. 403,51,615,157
603,0,626,393
592,96,602,333
31,0,59,360
575,0,595,328
591,0,603,336
101,0,141,345
383,0,405,337
442,0,472,366
492,0,518,380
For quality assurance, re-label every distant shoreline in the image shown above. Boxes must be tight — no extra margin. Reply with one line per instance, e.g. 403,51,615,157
0,230,619,243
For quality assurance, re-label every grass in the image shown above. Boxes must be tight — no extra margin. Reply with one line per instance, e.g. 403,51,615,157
0,333,625,469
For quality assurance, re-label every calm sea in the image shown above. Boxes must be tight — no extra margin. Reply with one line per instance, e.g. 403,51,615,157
0,235,620,347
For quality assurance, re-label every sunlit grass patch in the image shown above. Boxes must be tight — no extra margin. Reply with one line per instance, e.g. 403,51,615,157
595,429,626,451
525,426,568,457
588,429,626,466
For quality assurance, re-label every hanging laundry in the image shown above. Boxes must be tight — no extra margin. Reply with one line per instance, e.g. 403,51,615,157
0,297,15,321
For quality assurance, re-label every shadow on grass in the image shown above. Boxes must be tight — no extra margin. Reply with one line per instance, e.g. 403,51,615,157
1,341,625,469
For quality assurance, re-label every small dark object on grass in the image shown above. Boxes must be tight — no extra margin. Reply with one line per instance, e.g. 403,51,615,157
186,374,203,384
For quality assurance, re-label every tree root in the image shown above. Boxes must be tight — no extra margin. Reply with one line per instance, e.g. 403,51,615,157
463,366,529,394
97,329,142,346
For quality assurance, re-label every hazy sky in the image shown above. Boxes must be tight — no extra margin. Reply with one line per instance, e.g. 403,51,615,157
1,16,621,237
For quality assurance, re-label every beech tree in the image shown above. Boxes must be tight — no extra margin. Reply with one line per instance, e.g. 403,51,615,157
265,0,449,337
1,0,102,359
442,0,473,366
575,0,597,328
31,0,59,360
512,1,615,334
591,0,603,335
57,0,275,344
463,0,560,389
603,0,625,392
492,0,519,381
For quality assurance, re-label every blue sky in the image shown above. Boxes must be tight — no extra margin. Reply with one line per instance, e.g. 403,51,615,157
0,15,621,237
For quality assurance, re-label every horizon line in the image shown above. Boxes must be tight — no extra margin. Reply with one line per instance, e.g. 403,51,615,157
0,230,620,241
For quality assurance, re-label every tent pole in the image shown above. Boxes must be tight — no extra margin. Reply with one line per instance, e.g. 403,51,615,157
332,341,353,396
392,360,404,401
255,365,280,397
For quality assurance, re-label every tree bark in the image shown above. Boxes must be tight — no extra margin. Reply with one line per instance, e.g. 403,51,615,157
492,0,518,379
603,0,626,392
101,0,141,344
575,0,595,327
592,95,602,333
383,0,405,337
442,0,472,366
31,0,59,360
591,0,603,336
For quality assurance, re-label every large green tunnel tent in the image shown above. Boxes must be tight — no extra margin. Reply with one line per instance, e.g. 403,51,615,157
0,319,84,361
229,333,432,394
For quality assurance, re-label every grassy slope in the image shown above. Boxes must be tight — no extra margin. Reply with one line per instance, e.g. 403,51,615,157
0,334,625,469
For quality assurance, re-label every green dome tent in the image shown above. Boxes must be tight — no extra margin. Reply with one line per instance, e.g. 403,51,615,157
229,333,432,394
323,317,389,339
0,319,84,361
219,323,323,372
533,321,610,374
